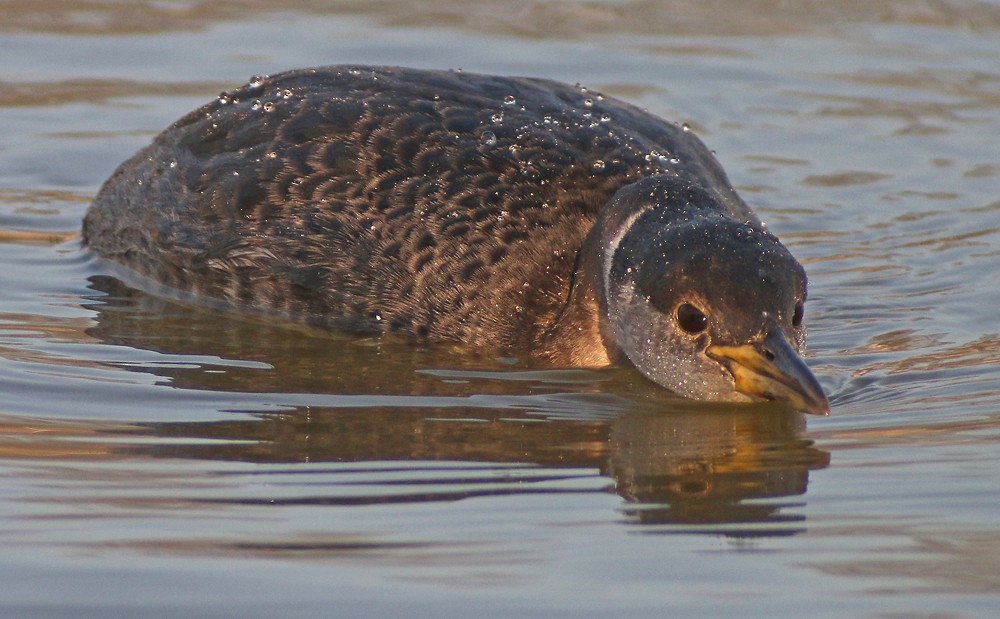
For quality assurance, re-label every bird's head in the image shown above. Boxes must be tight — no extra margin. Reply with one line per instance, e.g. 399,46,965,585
590,176,829,415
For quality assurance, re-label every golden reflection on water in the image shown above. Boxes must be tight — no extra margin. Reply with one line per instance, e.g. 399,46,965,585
0,274,832,534
0,419,129,460
0,404,828,533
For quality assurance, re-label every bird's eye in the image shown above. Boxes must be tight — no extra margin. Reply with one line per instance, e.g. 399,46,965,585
676,303,708,334
791,301,804,327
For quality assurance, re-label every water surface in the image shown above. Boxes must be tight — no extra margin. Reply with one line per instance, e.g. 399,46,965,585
2,1,999,617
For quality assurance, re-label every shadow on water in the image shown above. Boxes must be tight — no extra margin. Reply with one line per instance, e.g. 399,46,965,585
80,274,830,535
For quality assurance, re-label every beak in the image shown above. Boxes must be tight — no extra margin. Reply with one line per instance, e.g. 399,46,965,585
706,328,830,416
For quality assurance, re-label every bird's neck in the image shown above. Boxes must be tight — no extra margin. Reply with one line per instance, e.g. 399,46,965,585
540,227,621,368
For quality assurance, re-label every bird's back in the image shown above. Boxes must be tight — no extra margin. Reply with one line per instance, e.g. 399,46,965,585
83,65,752,351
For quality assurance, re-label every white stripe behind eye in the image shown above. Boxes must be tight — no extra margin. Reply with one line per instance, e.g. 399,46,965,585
602,205,655,300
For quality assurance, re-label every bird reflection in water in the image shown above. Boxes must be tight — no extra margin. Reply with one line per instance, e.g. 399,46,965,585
85,275,829,535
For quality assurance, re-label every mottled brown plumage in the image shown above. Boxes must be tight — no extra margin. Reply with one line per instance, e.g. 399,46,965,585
83,65,829,413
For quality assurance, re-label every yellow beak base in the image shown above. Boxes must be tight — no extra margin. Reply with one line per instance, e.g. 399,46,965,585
707,329,830,416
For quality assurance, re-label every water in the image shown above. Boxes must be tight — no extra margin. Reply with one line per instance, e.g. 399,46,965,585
2,2,1000,617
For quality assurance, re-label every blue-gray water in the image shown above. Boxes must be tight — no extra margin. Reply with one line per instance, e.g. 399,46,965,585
2,2,999,617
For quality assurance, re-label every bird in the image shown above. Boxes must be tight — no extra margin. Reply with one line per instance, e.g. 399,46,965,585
82,65,829,415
